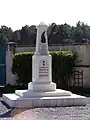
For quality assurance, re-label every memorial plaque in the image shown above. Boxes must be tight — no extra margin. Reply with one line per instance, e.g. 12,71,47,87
39,60,49,77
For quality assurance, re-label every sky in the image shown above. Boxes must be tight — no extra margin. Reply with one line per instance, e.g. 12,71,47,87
0,0,90,31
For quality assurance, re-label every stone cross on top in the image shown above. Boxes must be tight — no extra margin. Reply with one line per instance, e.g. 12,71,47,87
35,22,49,55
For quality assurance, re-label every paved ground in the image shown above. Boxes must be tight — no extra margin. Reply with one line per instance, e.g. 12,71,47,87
0,97,90,120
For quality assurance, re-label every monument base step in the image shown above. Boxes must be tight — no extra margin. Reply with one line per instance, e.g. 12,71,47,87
15,89,72,98
3,90,87,108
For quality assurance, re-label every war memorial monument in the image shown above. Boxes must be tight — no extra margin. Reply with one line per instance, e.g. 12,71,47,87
3,22,87,108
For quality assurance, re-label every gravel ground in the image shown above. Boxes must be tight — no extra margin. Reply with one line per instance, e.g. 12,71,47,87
0,98,90,120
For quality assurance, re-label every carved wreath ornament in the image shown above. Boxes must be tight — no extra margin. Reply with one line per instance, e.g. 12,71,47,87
41,31,46,43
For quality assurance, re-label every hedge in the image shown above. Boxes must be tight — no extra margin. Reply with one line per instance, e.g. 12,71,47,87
12,51,77,88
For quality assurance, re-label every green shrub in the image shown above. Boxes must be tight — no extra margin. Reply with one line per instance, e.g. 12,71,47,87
12,51,77,88
12,52,33,85
51,51,77,88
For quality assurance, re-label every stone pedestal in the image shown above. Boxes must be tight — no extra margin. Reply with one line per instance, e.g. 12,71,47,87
28,55,56,92
32,55,52,84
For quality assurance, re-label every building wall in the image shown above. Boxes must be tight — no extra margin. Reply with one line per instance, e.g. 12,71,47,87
7,44,90,88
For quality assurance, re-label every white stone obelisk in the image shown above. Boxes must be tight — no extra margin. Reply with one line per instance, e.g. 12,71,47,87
28,22,56,91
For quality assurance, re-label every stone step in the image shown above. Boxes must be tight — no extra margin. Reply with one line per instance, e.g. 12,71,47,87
15,89,72,98
3,93,87,108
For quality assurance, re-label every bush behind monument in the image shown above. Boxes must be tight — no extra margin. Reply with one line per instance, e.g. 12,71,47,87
12,51,77,88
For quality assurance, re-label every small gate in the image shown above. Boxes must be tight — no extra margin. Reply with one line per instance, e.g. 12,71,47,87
0,44,6,85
